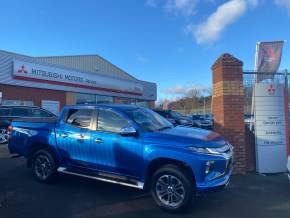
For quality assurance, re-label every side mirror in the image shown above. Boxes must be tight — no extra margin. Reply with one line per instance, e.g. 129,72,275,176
120,126,137,136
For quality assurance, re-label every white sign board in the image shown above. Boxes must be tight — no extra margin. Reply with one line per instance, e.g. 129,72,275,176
13,60,143,96
254,83,288,173
41,100,60,115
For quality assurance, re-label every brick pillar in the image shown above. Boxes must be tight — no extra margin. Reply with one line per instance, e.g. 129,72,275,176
212,53,246,174
65,92,76,105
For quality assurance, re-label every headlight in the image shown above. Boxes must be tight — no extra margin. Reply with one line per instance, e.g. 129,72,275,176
188,146,218,154
188,143,232,155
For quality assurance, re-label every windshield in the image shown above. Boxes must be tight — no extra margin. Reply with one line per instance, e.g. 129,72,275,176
124,108,173,132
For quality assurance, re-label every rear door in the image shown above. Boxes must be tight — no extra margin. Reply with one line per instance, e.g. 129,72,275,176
55,108,94,167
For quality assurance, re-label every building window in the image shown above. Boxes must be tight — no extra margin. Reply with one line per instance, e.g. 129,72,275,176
76,93,96,104
116,97,136,105
96,95,113,104
2,99,34,106
76,93,114,105
136,100,149,107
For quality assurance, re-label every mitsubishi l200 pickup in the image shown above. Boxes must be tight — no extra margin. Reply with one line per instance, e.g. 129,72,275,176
8,104,233,212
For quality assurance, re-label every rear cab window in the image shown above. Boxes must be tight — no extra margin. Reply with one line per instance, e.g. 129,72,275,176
64,108,93,129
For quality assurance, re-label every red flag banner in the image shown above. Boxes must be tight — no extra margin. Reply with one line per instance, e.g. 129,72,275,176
255,41,284,82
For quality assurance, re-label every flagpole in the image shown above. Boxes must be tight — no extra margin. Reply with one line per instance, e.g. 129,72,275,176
254,42,260,75
251,42,260,130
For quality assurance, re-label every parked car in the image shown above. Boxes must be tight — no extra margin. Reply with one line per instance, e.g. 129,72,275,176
0,105,56,144
8,104,233,212
287,156,290,180
154,109,194,127
190,115,213,129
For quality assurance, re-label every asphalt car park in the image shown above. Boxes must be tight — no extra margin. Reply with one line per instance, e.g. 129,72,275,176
0,145,289,218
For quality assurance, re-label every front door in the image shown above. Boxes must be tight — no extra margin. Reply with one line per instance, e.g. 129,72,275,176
89,108,143,179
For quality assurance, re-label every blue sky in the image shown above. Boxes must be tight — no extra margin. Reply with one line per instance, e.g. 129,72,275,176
0,0,290,100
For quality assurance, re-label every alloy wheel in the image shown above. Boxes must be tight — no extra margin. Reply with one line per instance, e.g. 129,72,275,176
155,174,185,207
34,154,52,180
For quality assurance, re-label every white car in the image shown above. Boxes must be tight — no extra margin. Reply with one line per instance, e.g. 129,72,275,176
287,156,290,180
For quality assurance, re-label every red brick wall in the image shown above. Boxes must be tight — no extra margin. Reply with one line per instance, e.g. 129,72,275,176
0,84,66,108
212,53,246,174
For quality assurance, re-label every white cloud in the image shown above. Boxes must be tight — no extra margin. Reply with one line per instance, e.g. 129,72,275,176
146,0,261,44
161,84,211,97
164,0,199,16
191,0,247,44
275,0,290,15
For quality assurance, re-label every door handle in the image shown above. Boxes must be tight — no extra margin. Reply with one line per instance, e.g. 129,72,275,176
76,133,85,140
94,138,104,143
59,133,68,138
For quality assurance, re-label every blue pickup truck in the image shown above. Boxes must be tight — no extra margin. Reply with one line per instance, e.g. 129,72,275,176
8,104,233,212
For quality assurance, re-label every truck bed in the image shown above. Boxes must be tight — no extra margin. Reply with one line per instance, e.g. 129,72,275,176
12,117,57,123
8,118,57,156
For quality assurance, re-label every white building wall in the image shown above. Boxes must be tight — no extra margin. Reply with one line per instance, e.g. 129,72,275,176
0,50,157,101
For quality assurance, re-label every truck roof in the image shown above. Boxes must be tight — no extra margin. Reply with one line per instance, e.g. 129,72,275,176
62,104,142,111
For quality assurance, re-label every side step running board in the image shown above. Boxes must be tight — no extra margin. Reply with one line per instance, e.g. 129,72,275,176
57,167,144,190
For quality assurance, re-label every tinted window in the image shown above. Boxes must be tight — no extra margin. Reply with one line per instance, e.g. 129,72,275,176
31,109,54,118
65,109,93,129
10,108,30,117
97,109,130,133
0,108,10,116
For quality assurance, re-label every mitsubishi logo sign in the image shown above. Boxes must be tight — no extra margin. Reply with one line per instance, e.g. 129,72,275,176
12,60,144,97
17,65,28,74
262,47,275,62
267,84,275,95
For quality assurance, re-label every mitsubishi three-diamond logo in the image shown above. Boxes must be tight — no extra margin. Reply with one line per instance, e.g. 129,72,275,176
267,84,275,95
17,65,28,74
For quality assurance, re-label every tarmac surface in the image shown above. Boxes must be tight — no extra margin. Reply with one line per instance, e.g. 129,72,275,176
0,145,289,218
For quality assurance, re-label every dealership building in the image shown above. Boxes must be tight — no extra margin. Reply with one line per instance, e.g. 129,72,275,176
0,50,156,114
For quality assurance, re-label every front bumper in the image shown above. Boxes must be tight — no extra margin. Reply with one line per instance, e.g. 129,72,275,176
197,167,232,193
195,151,233,193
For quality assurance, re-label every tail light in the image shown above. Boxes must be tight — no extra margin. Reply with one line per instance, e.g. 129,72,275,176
7,126,13,134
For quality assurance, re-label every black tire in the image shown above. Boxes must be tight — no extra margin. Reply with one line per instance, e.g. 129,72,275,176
150,164,195,213
31,149,57,183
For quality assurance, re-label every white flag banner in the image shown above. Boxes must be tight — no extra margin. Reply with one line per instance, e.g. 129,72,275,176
255,41,284,82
